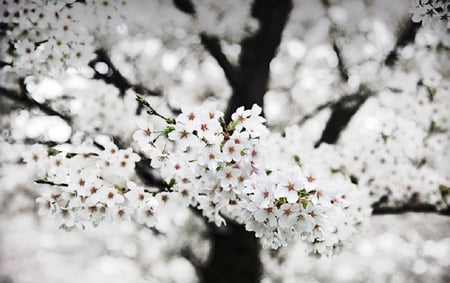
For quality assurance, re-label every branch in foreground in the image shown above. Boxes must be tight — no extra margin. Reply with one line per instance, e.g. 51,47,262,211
134,158,168,190
111,136,169,191
0,84,71,122
88,49,161,97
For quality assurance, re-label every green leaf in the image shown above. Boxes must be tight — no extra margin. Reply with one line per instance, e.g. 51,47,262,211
275,197,287,208
428,120,446,135
300,198,308,209
162,126,175,137
439,184,449,198
47,148,61,156
426,86,437,102
168,178,177,188
114,184,128,194
330,168,342,174
227,120,239,131
293,155,301,166
65,152,77,158
349,174,359,185
136,95,150,107
165,117,175,124
297,189,307,198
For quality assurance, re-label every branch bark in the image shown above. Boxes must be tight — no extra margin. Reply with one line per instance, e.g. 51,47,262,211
315,85,373,146
0,84,71,122
332,41,349,82
384,21,421,66
372,204,450,216
201,1,293,283
88,49,161,97
225,0,293,121
174,1,292,282
200,33,237,89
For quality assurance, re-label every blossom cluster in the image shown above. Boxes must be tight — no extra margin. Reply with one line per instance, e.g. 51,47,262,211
336,73,450,210
261,127,373,254
411,0,450,30
133,99,359,253
0,0,125,77
22,137,162,230
64,78,140,138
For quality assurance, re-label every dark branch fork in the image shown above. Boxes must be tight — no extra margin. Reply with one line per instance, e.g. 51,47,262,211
302,16,421,136
315,85,373,147
1,47,162,121
175,0,448,220
310,14,444,214
88,49,161,97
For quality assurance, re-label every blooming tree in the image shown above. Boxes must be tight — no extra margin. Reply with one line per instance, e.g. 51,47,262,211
0,0,449,282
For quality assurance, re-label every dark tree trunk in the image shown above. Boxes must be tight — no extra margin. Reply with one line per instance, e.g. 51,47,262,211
199,1,293,283
225,0,293,121
200,221,261,283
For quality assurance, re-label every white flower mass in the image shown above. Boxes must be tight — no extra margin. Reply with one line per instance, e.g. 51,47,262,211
0,0,449,282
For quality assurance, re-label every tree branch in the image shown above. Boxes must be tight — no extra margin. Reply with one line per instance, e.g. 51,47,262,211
384,21,421,66
0,60,12,68
0,84,71,122
200,33,237,89
297,100,334,127
332,41,349,82
173,0,195,15
172,0,238,94
371,193,449,216
315,85,373,146
88,49,161,97
111,136,169,191
134,158,168,190
372,204,449,216
225,0,293,121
